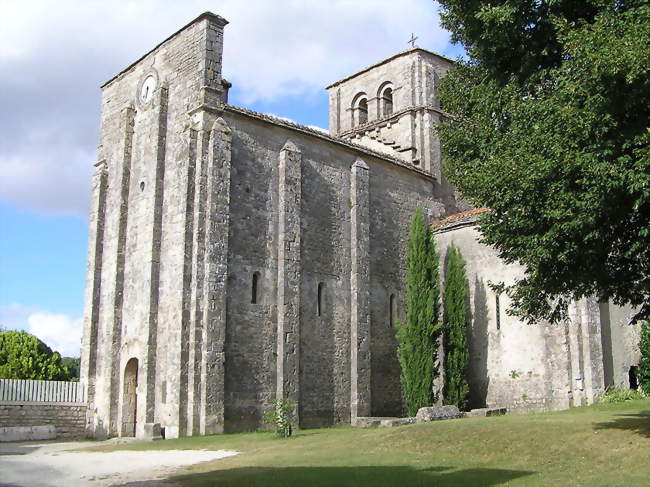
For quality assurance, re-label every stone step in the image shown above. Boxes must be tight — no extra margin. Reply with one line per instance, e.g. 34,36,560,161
353,406,507,428
0,425,56,442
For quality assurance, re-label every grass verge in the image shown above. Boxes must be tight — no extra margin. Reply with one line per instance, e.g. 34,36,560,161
88,399,650,486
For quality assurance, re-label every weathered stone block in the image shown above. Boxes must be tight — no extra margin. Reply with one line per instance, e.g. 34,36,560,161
352,416,415,428
464,407,507,418
379,417,416,427
352,417,382,428
142,422,163,441
415,406,462,422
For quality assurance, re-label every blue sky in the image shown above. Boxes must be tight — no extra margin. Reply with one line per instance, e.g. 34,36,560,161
0,0,463,356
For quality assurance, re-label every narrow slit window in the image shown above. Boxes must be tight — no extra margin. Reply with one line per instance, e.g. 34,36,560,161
629,366,639,390
389,293,396,327
251,272,260,304
317,282,324,316
495,294,501,330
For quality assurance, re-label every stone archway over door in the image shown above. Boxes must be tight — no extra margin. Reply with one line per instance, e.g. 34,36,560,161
121,358,138,437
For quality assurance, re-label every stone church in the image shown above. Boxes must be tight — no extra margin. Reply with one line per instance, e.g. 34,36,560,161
80,12,640,439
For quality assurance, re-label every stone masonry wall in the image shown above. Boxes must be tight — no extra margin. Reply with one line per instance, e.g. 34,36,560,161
434,224,567,412
434,223,612,412
222,110,444,428
368,153,442,416
87,73,446,436
600,302,641,389
82,13,229,439
0,403,87,439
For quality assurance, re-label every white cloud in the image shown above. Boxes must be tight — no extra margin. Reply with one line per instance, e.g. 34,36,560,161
219,0,453,102
0,0,454,216
0,140,94,217
0,302,35,332
27,312,82,358
0,304,82,357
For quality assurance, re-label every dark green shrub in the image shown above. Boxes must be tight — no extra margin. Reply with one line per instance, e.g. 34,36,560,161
639,321,650,395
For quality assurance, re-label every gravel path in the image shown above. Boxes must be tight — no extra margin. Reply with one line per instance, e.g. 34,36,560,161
0,440,238,487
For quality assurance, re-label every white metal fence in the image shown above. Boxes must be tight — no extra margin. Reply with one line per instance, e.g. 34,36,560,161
0,379,85,403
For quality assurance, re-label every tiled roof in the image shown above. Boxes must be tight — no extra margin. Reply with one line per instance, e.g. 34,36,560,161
432,207,490,231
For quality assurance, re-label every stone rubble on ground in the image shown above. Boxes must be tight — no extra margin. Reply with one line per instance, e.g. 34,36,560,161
353,406,508,428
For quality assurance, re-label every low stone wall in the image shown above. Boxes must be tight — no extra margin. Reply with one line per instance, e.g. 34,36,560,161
0,402,87,439
0,425,56,442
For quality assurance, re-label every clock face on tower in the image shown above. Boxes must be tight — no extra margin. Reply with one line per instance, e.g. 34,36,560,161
139,75,157,104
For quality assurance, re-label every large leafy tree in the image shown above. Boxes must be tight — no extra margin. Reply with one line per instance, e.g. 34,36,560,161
0,330,71,380
61,357,81,381
436,1,650,323
397,208,442,416
443,246,470,410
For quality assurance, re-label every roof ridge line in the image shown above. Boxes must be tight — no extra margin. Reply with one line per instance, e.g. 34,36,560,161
222,104,436,180
325,47,456,89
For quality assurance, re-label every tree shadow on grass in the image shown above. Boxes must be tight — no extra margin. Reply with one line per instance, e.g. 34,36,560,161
116,465,534,487
593,410,650,438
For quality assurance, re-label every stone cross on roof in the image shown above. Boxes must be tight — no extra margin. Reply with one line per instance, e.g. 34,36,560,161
408,33,418,48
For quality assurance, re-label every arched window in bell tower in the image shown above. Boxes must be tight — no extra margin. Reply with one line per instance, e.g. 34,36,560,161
352,93,368,127
378,83,393,118
357,98,368,125
383,87,393,116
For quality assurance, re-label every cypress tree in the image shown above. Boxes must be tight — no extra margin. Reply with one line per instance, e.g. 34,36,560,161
443,246,470,410
639,321,650,395
397,208,441,416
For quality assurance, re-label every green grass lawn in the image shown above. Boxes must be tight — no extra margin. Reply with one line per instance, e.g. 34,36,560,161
92,399,650,486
